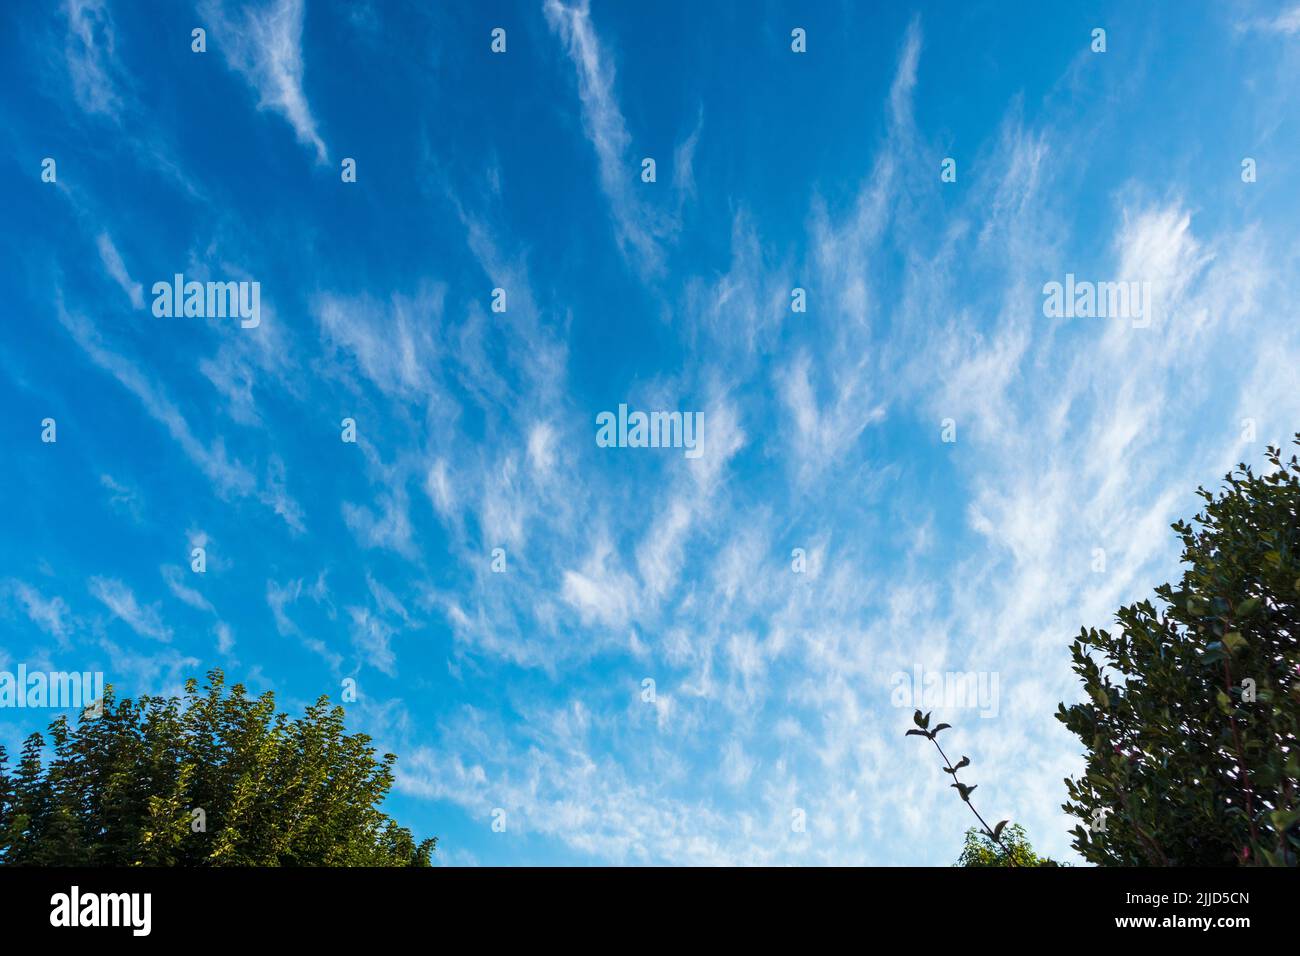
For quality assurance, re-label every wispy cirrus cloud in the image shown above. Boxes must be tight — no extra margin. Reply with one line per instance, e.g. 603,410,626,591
55,300,305,531
63,0,124,119
95,232,144,309
4,580,74,644
543,0,684,277
161,564,214,614
1238,5,1300,36
201,0,328,163
89,576,171,642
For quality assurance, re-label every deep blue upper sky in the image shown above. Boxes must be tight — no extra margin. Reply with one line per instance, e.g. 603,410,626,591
2,0,1299,864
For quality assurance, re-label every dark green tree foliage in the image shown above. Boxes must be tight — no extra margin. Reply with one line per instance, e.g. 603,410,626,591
1058,437,1300,866
0,670,434,866
957,824,1057,867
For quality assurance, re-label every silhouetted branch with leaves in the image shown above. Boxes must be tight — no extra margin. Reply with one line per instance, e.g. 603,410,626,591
906,709,1010,853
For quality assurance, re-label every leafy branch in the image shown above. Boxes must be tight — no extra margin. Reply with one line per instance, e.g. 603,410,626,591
906,710,1010,853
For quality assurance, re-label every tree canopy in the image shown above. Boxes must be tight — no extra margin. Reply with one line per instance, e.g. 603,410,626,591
0,669,434,866
1057,437,1300,866
956,824,1058,867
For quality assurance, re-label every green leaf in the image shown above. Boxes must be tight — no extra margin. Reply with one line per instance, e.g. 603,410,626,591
1222,631,1247,654
1269,809,1300,835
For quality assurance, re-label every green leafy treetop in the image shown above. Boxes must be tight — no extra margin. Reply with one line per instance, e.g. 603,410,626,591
1057,437,1300,866
0,670,435,866
957,824,1058,867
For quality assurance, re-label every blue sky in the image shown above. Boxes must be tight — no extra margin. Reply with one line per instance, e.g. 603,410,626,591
2,0,1299,865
